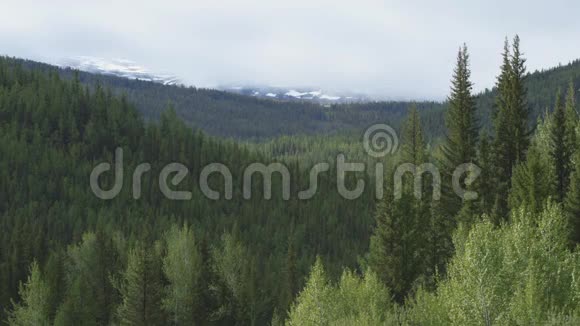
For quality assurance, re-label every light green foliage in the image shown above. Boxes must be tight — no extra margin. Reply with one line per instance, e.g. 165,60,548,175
116,244,165,326
211,233,267,324
162,224,202,325
54,232,120,326
431,203,580,325
565,153,580,244
406,286,450,325
7,261,51,326
287,258,392,325
287,257,332,326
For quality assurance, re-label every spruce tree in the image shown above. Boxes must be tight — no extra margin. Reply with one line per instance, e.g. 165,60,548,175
492,35,530,221
550,89,573,202
440,44,479,219
369,106,430,303
510,35,530,162
565,80,578,150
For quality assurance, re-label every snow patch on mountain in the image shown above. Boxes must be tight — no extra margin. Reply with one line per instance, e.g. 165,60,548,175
220,85,366,103
57,56,180,86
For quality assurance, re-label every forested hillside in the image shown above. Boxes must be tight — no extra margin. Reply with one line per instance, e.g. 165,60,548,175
3,35,580,325
0,57,381,324
11,56,580,143
12,57,444,140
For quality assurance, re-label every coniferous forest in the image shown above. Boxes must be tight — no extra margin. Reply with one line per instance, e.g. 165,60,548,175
2,34,580,326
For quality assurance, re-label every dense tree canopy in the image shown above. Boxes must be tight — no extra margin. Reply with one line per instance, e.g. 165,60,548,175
3,35,580,325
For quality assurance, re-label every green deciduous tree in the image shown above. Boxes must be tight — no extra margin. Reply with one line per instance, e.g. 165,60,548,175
162,224,202,325
7,261,51,326
287,258,392,325
565,153,580,245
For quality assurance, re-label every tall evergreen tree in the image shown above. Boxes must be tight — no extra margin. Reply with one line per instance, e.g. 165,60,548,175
510,35,530,161
440,44,479,219
550,89,573,202
492,35,530,221
565,80,578,149
369,106,431,303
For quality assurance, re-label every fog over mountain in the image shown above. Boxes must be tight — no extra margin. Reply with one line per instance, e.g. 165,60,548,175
2,0,580,100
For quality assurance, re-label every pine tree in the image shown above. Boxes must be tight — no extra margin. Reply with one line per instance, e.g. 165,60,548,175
117,244,165,326
550,89,573,202
441,44,479,218
162,224,202,325
8,261,51,326
510,35,530,162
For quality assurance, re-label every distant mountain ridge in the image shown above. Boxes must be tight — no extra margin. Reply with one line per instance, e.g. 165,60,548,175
219,85,370,104
7,55,580,141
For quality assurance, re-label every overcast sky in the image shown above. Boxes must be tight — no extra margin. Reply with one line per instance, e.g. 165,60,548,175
1,0,579,100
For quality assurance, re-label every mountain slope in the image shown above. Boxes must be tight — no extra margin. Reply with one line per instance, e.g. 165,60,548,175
8,56,580,141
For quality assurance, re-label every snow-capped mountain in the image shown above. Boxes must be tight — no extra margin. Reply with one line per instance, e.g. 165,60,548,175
57,56,180,85
55,57,371,103
220,86,369,104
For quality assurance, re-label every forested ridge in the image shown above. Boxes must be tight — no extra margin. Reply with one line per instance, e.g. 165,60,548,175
3,35,580,325
9,54,580,143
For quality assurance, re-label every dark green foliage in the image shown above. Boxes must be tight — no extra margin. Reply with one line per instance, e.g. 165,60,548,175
368,107,438,303
492,36,531,221
4,36,580,325
509,145,553,214
475,132,494,215
440,44,479,221
0,56,379,324
550,89,573,202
